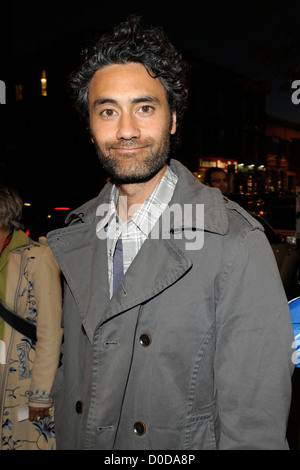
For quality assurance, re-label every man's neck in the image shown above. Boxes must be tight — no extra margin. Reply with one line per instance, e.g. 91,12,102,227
117,164,167,221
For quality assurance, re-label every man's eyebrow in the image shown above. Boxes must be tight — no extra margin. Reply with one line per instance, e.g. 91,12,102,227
92,95,161,109
131,95,161,105
92,97,117,109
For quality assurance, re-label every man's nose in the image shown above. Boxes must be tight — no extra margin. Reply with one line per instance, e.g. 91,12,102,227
116,112,141,140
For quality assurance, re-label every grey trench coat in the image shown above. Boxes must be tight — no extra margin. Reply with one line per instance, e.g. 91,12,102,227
48,159,294,450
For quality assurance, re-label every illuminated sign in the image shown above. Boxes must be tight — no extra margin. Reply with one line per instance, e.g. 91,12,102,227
198,157,238,172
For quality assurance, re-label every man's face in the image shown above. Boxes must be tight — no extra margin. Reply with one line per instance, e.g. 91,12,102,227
88,62,176,184
209,171,228,195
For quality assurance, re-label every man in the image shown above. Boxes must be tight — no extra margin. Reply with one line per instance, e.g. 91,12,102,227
48,16,294,450
204,167,228,195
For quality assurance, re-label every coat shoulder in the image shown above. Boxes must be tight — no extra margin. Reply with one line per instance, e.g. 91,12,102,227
223,197,264,232
11,242,57,268
12,241,48,255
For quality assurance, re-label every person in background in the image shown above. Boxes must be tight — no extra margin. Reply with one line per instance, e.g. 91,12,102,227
48,16,294,450
204,167,228,195
0,185,62,450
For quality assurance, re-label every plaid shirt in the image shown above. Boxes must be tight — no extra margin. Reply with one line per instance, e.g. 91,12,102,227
96,165,178,297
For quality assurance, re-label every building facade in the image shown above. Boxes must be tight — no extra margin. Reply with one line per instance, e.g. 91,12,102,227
265,115,300,194
179,56,267,194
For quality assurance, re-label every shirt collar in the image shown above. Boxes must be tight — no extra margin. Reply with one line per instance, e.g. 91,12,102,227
129,165,178,237
96,165,178,238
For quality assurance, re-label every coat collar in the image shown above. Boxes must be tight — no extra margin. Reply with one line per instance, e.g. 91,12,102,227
64,159,229,236
47,159,229,338
169,159,228,235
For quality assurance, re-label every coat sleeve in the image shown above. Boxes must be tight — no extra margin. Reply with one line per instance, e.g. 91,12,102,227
215,224,295,449
29,245,63,408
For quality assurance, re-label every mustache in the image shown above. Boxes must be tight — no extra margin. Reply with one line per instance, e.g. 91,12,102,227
107,138,154,150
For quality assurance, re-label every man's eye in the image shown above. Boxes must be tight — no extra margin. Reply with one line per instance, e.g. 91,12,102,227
100,109,116,117
139,105,154,114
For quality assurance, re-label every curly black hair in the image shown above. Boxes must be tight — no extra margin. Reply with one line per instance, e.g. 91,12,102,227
69,16,189,148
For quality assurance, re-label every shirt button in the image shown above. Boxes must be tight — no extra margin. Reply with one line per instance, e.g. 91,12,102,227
133,421,146,436
139,333,151,347
75,400,83,414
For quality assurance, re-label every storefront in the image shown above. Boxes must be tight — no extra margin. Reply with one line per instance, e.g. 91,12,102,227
194,157,267,194
193,157,238,193
193,154,296,194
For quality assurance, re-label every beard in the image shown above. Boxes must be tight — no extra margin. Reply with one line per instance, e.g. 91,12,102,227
92,133,172,184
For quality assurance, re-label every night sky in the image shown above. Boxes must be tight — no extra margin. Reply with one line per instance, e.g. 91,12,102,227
4,0,300,124
1,0,300,229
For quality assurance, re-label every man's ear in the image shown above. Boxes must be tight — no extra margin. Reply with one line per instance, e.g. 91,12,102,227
170,111,177,135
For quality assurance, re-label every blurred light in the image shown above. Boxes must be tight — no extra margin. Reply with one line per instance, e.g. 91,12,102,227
15,84,23,101
24,202,31,206
25,229,30,236
41,70,47,96
259,210,265,215
54,207,70,211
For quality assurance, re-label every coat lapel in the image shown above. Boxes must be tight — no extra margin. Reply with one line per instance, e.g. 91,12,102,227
49,222,192,337
102,236,192,323
48,221,110,339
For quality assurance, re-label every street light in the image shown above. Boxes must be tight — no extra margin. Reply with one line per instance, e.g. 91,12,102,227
40,70,47,96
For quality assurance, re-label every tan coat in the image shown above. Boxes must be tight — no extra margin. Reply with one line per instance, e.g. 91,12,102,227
0,240,63,450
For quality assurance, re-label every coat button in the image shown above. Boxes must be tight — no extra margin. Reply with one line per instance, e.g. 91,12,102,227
139,333,151,347
133,421,146,436
75,400,83,414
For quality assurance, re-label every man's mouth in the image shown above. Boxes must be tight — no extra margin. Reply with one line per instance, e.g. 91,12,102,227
108,139,153,152
111,146,147,153
108,142,151,155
